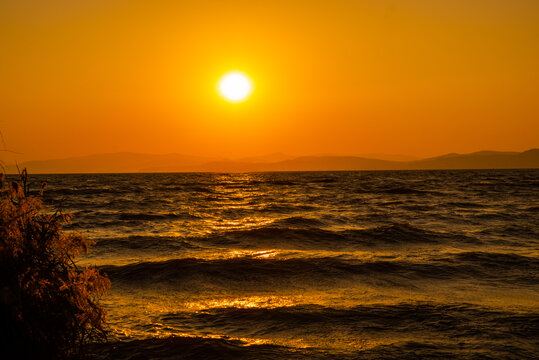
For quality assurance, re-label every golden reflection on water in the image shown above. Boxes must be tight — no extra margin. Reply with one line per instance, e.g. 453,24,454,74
204,216,273,231
184,295,297,311
218,249,279,259
104,274,539,352
90,170,539,351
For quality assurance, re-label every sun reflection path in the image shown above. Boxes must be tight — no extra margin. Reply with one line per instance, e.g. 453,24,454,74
185,295,297,311
204,216,274,232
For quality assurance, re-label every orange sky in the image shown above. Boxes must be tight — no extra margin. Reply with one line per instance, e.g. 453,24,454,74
1,0,538,162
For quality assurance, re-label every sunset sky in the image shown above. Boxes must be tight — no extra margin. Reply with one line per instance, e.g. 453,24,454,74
1,0,538,162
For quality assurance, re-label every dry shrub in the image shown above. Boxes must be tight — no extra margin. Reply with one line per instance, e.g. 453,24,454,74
0,170,110,359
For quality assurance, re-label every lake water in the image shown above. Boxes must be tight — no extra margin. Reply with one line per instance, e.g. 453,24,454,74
33,170,538,359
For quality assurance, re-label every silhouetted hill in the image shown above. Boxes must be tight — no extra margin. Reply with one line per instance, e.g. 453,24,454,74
356,153,421,161
6,153,220,174
235,153,296,163
174,156,399,172
408,149,539,169
253,156,401,171
5,149,538,173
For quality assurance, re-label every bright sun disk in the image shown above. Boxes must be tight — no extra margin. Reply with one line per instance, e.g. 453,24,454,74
218,71,253,102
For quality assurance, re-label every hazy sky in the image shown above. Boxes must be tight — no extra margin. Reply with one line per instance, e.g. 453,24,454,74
1,0,538,162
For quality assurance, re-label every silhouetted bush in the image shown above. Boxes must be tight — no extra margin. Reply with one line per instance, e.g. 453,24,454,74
0,170,109,359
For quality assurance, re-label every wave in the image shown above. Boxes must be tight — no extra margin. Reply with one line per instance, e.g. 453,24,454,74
353,184,445,196
378,187,433,195
68,211,200,229
87,336,342,360
87,334,538,360
452,251,539,272
100,251,538,288
308,177,337,184
118,212,200,221
93,235,199,252
87,303,538,359
150,185,217,194
479,224,539,243
443,201,486,208
270,216,326,228
257,203,320,213
473,212,521,220
44,187,135,196
183,185,215,193
158,303,539,341
264,180,299,186
196,222,479,250
343,223,476,245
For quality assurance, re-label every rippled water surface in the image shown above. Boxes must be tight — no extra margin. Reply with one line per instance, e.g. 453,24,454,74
33,170,539,359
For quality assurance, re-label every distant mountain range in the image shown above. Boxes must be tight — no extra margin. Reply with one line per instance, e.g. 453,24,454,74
5,149,538,174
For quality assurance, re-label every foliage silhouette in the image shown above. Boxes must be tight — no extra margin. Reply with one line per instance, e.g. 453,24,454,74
0,170,110,359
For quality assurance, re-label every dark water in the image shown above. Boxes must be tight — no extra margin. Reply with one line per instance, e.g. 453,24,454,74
32,170,538,359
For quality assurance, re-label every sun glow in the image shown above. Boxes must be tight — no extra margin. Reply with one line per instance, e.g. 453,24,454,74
218,71,253,103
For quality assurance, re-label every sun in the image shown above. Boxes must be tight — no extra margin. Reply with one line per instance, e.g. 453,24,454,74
218,71,253,103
